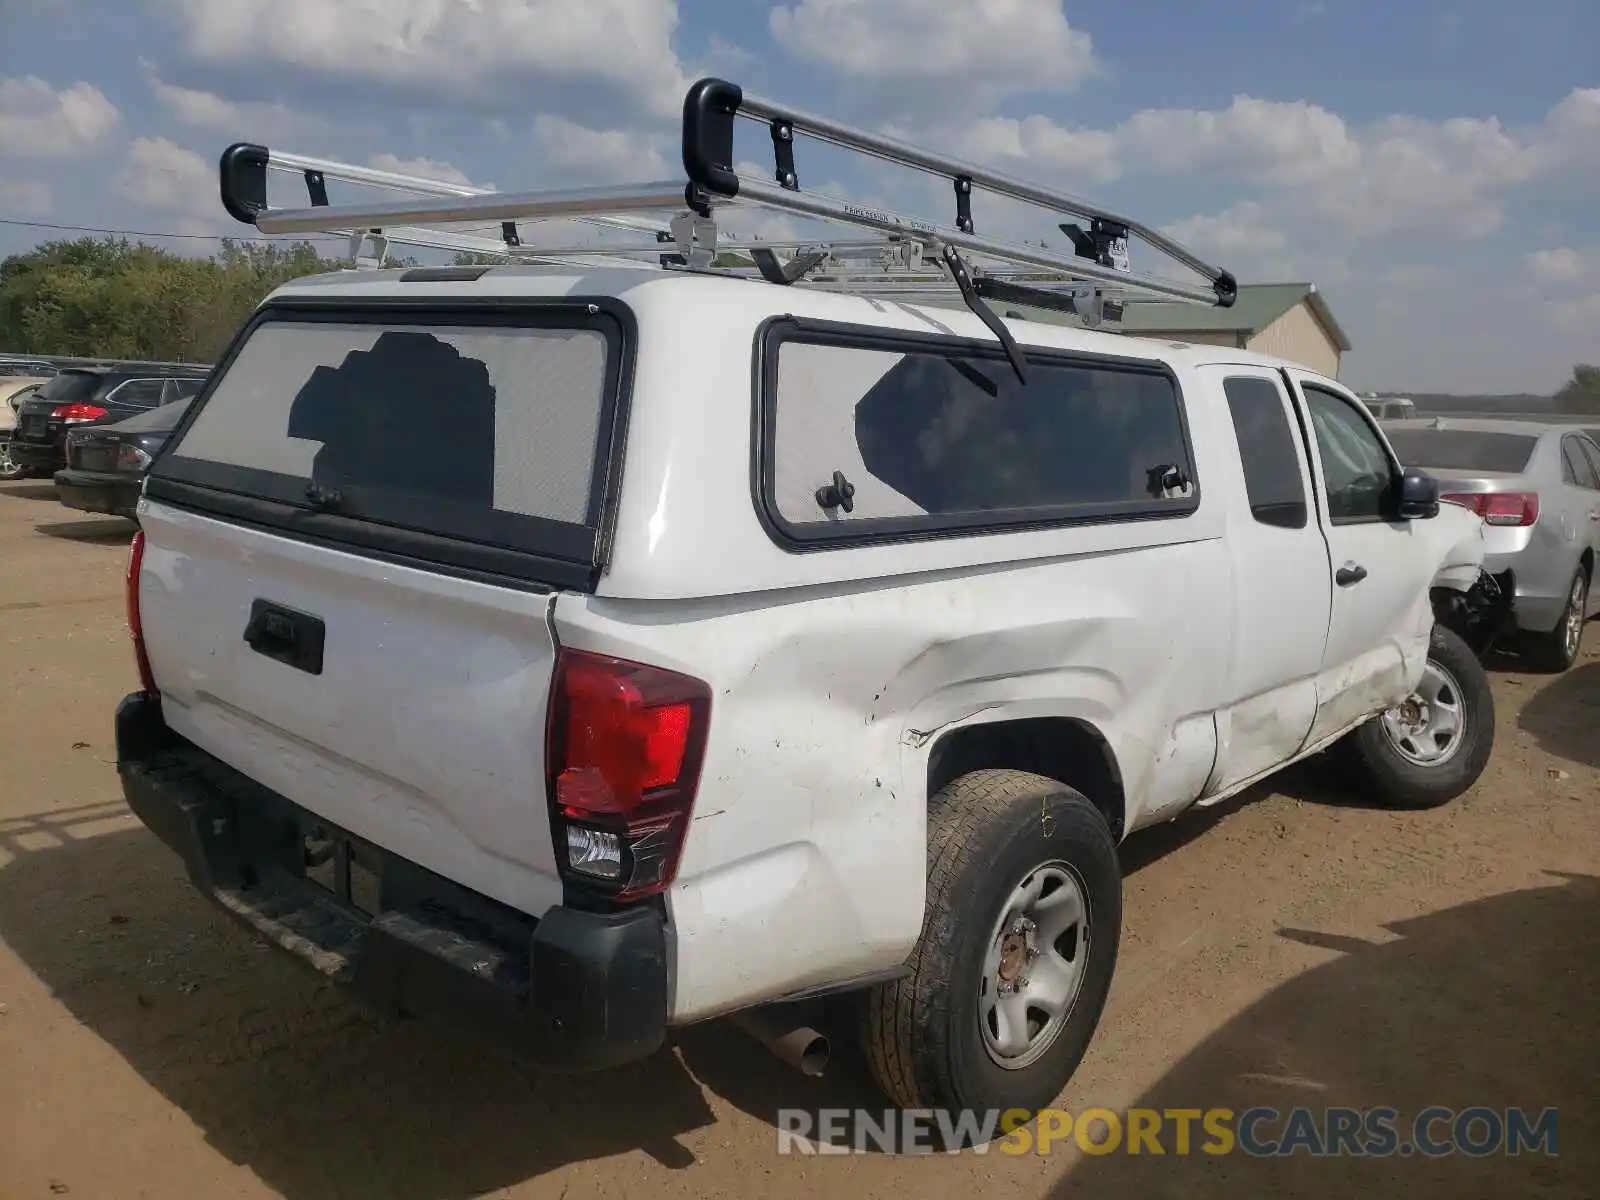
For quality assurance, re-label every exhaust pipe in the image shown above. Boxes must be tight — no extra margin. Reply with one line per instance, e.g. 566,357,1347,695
730,1006,831,1076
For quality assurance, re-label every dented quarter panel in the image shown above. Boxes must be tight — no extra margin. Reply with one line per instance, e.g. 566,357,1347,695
555,530,1233,1021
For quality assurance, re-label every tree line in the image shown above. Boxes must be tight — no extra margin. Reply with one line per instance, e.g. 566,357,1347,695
0,237,333,364
2,236,1597,412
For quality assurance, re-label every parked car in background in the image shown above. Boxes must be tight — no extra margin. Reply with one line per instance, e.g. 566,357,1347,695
1382,417,1600,671
1362,394,1416,420
0,358,57,378
56,397,196,519
8,366,209,478
1,376,52,480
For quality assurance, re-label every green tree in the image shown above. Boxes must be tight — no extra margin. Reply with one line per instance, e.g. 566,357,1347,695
0,236,333,362
1555,364,1600,415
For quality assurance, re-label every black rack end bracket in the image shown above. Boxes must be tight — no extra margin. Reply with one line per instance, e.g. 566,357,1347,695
219,142,270,225
682,77,743,199
1213,269,1239,308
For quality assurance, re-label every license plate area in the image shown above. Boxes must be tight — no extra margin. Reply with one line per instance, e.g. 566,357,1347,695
302,823,383,917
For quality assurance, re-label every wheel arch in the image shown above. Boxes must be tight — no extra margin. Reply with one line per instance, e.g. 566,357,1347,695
925,716,1127,840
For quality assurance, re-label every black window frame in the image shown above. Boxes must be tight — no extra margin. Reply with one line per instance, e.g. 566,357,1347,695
143,295,637,594
1298,382,1400,526
1564,434,1600,491
752,316,1202,552
1221,373,1310,530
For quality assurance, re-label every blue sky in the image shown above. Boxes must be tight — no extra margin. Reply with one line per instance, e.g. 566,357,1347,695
2,0,1596,393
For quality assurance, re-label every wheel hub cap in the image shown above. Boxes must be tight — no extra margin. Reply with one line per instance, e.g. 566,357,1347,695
979,863,1089,1070
1379,659,1466,766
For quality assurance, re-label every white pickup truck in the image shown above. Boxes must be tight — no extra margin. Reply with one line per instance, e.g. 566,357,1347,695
115,81,1509,1121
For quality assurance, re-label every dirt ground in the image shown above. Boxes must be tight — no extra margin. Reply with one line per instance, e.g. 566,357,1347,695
1,477,1595,1199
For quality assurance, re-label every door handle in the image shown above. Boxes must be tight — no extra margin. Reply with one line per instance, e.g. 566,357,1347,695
1335,562,1368,586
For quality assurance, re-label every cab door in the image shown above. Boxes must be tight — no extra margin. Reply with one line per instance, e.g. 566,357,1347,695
1283,369,1437,746
1197,367,1330,799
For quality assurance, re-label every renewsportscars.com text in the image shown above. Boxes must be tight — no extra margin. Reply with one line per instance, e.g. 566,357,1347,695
776,1105,1559,1157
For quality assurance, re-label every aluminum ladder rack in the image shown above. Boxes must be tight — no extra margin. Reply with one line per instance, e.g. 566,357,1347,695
218,76,1238,382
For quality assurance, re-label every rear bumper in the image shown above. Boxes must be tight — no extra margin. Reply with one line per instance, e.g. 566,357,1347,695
9,438,64,471
55,469,141,517
115,691,669,1071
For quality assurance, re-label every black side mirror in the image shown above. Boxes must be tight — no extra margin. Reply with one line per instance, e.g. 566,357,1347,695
1397,467,1439,520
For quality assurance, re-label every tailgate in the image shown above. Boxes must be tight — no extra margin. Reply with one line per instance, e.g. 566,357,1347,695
134,299,633,919
140,502,566,916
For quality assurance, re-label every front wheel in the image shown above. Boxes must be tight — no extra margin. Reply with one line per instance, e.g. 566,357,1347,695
1345,624,1495,809
861,769,1121,1119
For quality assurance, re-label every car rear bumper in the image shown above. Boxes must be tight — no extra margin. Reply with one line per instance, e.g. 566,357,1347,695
115,691,670,1071
55,469,141,517
9,439,64,471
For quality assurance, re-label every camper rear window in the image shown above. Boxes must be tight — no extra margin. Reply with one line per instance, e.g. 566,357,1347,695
150,304,630,584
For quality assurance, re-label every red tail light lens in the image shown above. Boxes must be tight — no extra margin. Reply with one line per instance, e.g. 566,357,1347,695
546,649,711,899
1442,491,1540,527
52,403,109,424
126,530,157,693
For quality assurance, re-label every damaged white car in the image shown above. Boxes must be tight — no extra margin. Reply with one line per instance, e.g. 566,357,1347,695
114,77,1503,1123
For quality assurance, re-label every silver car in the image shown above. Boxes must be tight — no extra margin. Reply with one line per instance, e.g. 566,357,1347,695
1382,417,1600,671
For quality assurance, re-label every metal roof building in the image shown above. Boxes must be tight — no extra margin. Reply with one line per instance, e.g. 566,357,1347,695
1114,282,1352,378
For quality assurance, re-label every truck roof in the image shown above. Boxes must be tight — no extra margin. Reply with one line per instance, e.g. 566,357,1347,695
265,263,1328,386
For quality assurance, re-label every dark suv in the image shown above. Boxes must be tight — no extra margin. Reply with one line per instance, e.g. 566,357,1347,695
10,366,209,477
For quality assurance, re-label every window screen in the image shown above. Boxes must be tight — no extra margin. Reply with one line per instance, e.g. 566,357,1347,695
767,336,1196,537
168,320,610,526
1222,376,1308,529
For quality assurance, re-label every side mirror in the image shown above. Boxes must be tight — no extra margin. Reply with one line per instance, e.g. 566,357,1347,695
1396,467,1439,520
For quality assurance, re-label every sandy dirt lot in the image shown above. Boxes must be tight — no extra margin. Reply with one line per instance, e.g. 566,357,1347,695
1,478,1595,1199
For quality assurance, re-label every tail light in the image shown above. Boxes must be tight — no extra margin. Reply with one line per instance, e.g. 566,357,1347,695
52,403,109,424
545,649,711,900
1442,491,1540,527
126,530,157,693
117,443,154,472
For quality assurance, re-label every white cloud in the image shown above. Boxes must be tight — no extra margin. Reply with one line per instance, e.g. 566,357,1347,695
530,115,669,183
0,180,53,215
770,0,1096,110
1163,202,1288,260
367,153,474,186
943,114,1122,185
114,137,213,212
935,85,1598,250
1122,95,1361,187
159,0,687,120
1526,247,1592,286
0,76,119,157
146,67,319,142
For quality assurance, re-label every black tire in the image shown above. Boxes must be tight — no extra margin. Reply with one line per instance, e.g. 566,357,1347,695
1527,567,1588,674
861,769,1121,1119
1345,624,1495,809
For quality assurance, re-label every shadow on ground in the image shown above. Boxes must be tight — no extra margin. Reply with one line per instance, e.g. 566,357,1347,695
1518,660,1600,770
0,803,872,1197
33,517,136,544
0,481,60,502
1046,872,1598,1198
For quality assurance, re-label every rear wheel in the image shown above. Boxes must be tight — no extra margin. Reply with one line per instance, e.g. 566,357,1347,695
0,437,22,481
1345,624,1495,809
861,769,1121,1120
1528,568,1588,673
